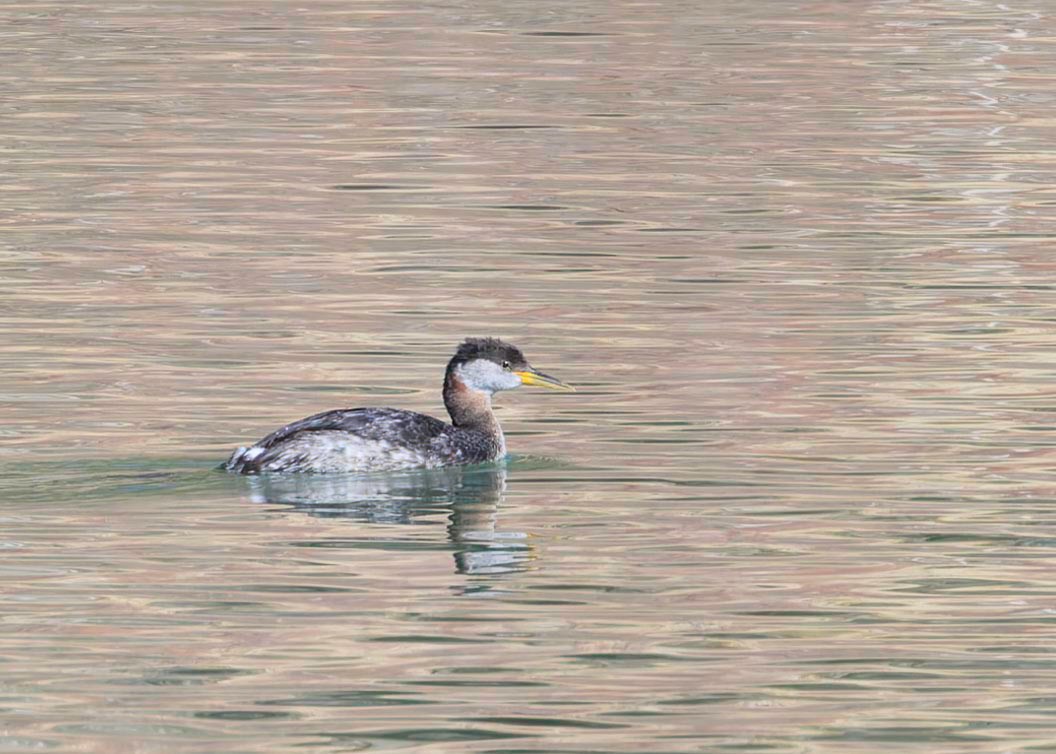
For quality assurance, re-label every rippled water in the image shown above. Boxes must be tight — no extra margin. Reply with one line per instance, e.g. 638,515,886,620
5,0,1056,751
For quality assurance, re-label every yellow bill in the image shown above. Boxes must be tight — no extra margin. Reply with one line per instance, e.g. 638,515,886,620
515,368,575,392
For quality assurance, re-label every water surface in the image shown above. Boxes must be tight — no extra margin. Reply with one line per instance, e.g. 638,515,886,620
5,0,1056,751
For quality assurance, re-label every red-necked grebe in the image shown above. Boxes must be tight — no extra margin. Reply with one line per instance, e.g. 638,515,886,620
225,338,573,474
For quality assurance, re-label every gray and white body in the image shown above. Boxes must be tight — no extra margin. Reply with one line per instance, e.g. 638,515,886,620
225,338,572,474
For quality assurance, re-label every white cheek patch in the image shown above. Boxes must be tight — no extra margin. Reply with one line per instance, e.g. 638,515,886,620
501,371,522,391
455,360,515,393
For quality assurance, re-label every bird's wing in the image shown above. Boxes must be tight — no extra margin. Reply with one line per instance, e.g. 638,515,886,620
253,407,452,450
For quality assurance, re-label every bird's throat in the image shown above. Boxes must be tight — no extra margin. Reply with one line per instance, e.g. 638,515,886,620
443,375,500,434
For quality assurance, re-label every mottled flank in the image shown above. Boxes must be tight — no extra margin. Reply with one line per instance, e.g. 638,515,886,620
225,407,504,474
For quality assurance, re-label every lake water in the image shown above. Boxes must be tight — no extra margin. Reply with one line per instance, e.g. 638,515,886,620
5,0,1056,751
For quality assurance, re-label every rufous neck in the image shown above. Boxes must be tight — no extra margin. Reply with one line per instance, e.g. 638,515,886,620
443,375,500,433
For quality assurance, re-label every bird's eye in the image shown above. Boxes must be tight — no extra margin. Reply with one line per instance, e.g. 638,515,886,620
502,360,511,370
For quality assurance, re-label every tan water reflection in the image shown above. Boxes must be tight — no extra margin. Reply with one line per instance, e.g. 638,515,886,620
5,0,1056,751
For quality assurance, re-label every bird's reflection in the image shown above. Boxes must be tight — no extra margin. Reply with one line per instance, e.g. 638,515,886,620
243,464,531,576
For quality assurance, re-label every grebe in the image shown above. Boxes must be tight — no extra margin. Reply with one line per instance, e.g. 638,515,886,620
225,338,573,474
